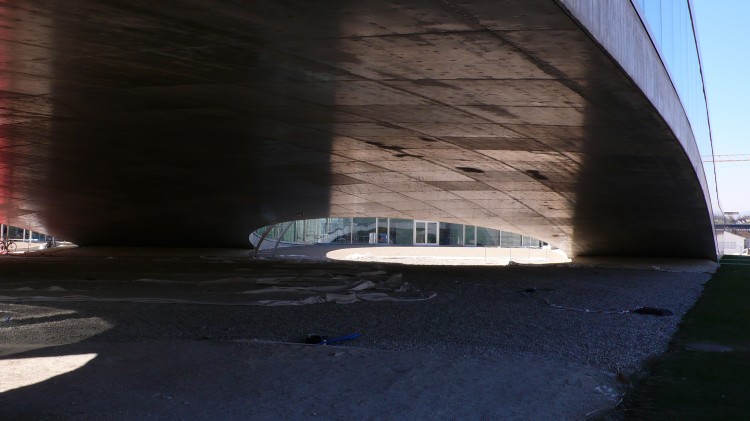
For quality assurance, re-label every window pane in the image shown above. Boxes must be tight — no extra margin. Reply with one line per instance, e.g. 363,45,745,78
501,232,522,248
415,221,426,244
353,217,376,244
476,227,499,246
304,218,322,244
426,222,437,244
465,225,476,246
377,218,389,243
389,219,413,245
439,222,464,245
319,218,351,244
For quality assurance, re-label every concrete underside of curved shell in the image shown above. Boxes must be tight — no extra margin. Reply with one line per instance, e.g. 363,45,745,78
0,0,715,258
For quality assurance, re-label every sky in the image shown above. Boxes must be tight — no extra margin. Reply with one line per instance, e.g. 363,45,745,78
693,0,750,213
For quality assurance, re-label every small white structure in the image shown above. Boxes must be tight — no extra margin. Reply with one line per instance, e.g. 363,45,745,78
718,231,746,255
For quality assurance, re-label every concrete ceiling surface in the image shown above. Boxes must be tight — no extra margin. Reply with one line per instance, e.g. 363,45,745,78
0,0,715,258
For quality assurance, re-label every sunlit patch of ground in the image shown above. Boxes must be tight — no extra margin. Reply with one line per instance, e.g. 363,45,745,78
0,353,97,393
325,246,569,265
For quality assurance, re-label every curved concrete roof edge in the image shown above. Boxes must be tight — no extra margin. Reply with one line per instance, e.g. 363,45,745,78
559,0,717,257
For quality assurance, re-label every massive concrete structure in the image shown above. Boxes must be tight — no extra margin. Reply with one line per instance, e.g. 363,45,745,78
0,0,717,258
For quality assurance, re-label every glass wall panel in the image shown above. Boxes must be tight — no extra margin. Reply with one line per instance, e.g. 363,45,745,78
274,221,303,243
8,226,23,239
271,224,284,242
303,218,322,244
426,222,438,244
465,225,476,246
521,235,541,248
643,0,663,44
377,218,389,243
500,232,522,248
293,220,305,243
439,222,464,245
476,227,499,246
353,217,376,244
389,219,413,245
326,217,352,244
415,221,426,244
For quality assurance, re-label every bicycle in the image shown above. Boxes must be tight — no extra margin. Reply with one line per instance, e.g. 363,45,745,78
0,238,16,255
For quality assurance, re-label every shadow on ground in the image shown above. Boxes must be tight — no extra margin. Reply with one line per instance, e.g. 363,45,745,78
0,255,714,419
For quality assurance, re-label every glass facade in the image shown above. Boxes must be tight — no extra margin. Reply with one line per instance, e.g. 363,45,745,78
251,217,545,250
631,0,724,235
1,225,47,241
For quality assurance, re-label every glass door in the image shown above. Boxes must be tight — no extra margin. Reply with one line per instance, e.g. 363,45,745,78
414,221,439,245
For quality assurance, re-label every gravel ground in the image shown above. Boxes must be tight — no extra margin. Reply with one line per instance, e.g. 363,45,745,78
0,256,713,419
0,257,711,372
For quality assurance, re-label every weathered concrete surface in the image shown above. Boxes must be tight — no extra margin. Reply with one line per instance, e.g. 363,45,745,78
0,0,714,258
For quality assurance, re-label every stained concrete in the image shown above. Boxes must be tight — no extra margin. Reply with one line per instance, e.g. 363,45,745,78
0,1,714,258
